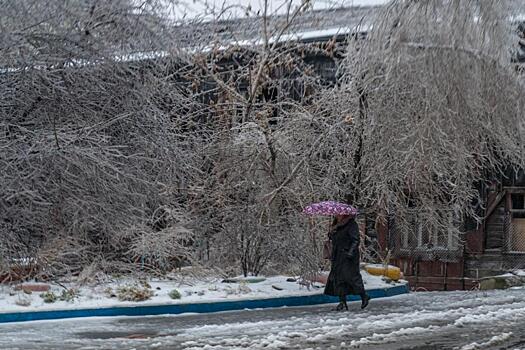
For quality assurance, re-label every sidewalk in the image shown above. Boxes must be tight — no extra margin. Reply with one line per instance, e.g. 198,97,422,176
0,283,409,323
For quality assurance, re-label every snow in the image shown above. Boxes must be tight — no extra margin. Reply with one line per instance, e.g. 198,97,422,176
171,0,388,22
497,273,516,277
349,325,441,347
460,333,513,350
1,288,525,349
364,263,399,269
0,271,405,315
453,303,525,327
1,24,366,74
192,24,369,55
273,25,370,41
510,14,525,22
512,269,525,277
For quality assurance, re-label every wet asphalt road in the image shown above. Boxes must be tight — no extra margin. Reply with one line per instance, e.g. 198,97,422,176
1,289,525,349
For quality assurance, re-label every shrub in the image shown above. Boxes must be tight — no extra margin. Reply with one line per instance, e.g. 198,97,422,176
168,289,181,300
59,289,79,302
40,291,58,303
116,284,153,302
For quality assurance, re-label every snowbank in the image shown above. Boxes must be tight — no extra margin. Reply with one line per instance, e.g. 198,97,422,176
0,271,406,314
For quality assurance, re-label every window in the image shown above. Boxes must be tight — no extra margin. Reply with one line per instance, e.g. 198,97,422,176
512,194,524,210
399,209,460,252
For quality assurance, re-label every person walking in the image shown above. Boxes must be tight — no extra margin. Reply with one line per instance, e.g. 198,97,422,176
324,214,370,311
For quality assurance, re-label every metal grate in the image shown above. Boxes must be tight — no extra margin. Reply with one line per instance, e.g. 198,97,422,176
491,211,525,272
507,217,525,253
504,191,525,268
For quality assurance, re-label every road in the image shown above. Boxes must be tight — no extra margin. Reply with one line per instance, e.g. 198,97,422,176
1,289,525,350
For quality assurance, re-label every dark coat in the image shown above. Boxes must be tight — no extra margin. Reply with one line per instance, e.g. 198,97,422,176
324,218,365,297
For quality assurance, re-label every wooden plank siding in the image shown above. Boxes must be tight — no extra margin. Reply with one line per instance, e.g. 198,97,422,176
485,206,506,250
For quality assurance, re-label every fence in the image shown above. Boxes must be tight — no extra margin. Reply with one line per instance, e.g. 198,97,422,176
502,211,525,271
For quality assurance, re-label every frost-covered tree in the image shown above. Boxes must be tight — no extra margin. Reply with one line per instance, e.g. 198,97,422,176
330,0,525,249
0,0,201,279
0,0,338,280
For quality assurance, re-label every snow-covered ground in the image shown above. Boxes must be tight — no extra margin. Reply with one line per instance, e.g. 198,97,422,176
1,288,525,349
0,271,404,314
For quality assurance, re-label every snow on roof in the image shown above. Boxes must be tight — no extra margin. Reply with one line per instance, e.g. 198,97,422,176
209,24,369,49
171,0,388,23
2,2,522,72
169,3,378,51
276,24,370,41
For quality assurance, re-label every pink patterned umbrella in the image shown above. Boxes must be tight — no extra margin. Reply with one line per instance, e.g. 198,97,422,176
303,201,358,216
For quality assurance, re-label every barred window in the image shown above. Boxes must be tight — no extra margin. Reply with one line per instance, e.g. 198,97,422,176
399,209,461,252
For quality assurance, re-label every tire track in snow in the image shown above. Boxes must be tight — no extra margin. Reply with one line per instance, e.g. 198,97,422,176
174,294,525,349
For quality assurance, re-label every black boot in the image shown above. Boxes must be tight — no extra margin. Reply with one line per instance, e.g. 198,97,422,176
333,295,348,311
334,301,348,311
360,293,370,309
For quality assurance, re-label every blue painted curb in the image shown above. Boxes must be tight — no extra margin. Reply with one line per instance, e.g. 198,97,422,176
0,284,409,324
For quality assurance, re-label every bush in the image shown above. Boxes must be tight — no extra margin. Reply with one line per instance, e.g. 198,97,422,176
116,284,153,302
40,291,58,303
168,289,181,300
59,289,79,302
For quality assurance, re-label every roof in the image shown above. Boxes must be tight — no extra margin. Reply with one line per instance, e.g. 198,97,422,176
171,4,524,65
2,3,523,73
171,0,387,22
171,5,379,47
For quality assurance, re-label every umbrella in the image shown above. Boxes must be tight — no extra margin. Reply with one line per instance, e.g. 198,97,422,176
303,201,358,216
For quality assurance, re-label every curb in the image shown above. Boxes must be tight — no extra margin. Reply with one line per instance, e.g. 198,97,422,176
0,284,409,324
